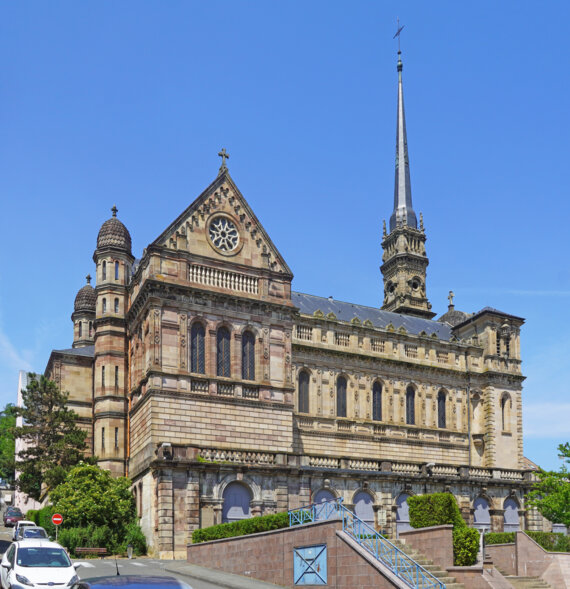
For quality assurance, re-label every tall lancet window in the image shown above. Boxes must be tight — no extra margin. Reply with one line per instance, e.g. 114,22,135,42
191,323,205,374
337,376,347,418
372,381,382,421
438,390,446,429
217,327,231,378
298,371,309,414
406,386,415,425
241,331,255,381
102,261,107,280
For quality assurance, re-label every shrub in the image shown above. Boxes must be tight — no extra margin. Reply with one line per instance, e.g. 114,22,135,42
26,509,39,524
485,532,515,545
192,511,289,544
453,527,480,566
408,493,466,529
37,505,56,538
118,522,147,556
408,493,479,566
527,531,570,552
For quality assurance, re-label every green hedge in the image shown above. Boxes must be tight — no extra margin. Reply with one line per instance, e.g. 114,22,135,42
408,493,478,566
192,511,289,544
57,523,147,557
527,531,570,553
408,493,465,530
485,532,515,545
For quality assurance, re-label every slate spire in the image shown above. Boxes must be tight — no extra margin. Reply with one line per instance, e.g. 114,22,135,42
389,50,417,231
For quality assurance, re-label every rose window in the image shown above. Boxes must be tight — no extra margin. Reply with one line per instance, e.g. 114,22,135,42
209,217,239,252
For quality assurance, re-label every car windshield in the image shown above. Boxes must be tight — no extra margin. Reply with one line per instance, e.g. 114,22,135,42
17,547,71,568
22,529,48,538
6,508,23,516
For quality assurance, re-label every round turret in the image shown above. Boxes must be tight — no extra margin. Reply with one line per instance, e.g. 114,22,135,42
74,275,96,313
97,205,132,253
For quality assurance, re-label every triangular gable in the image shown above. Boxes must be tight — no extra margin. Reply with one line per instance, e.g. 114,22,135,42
152,170,293,277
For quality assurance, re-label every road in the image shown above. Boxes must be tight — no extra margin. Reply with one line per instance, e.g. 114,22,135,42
0,525,219,589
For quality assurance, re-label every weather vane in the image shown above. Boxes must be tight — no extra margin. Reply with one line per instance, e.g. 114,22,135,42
393,18,405,52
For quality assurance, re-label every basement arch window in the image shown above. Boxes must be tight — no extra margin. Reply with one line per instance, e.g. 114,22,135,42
191,323,205,374
353,491,374,526
241,330,255,381
503,498,520,532
217,327,231,378
298,370,310,414
473,497,491,532
336,376,347,418
222,482,252,523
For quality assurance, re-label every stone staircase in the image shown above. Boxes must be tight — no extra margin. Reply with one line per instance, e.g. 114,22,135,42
501,576,552,589
392,539,466,589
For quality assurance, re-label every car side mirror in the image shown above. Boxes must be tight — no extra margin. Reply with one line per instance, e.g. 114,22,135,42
2,563,11,570
73,563,81,570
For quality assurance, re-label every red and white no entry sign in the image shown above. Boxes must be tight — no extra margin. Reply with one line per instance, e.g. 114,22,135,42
52,513,63,526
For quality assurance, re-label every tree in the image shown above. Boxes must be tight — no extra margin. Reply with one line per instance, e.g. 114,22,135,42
50,463,135,529
14,373,88,500
0,404,17,482
526,442,570,528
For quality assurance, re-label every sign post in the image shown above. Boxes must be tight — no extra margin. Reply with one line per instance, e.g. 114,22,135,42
52,513,63,542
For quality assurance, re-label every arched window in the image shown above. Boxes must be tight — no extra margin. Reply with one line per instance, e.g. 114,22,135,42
242,331,255,381
501,394,511,431
406,386,415,425
353,491,374,526
115,261,119,280
114,298,119,313
102,298,107,314
503,498,520,532
101,366,105,388
191,323,205,374
115,366,119,388
78,322,82,338
102,261,107,280
89,321,93,337
336,376,347,417
473,497,491,531
217,327,231,377
222,482,251,523
438,390,446,429
396,493,412,536
313,489,336,520
101,427,105,451
372,381,382,421
298,371,310,414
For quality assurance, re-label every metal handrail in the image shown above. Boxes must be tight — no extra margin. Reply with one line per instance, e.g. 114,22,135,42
288,498,445,589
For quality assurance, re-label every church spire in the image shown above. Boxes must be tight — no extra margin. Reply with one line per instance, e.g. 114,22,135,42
390,50,417,231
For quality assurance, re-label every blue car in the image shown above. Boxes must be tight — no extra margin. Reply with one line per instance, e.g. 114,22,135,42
71,577,192,589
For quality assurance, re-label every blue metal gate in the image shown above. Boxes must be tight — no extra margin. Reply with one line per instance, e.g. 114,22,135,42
293,544,327,585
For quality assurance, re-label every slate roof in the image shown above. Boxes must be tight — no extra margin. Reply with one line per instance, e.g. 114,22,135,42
53,346,95,357
73,283,96,313
292,292,453,340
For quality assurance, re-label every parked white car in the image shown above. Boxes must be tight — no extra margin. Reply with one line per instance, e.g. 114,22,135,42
0,540,80,589
17,526,49,541
11,521,35,542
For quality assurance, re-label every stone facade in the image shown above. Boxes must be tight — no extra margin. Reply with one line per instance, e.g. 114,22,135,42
40,53,538,558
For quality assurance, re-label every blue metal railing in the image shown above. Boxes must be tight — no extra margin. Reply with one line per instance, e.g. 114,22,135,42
288,498,445,589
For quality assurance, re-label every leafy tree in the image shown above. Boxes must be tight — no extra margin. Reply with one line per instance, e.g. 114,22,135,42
0,404,17,482
14,373,87,500
526,442,570,527
50,463,135,529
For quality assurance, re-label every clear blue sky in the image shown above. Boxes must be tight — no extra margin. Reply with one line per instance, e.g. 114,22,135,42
1,1,569,470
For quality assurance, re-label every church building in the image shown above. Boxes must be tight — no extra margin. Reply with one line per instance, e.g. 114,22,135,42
43,50,537,558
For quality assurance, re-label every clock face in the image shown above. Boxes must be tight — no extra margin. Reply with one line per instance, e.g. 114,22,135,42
208,216,239,253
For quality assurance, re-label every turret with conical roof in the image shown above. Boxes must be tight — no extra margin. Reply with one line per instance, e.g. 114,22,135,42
381,50,435,319
93,205,134,477
71,274,96,348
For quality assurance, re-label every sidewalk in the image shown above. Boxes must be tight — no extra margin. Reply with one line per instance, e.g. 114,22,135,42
163,561,286,589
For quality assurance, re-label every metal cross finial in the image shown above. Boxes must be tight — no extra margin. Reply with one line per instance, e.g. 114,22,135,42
86,274,91,284
393,18,405,53
448,290,455,307
111,204,118,217
218,148,230,174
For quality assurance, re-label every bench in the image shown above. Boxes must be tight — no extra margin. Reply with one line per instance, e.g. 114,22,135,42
74,547,108,558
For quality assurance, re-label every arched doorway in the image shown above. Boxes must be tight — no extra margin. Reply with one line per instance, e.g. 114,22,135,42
396,493,412,536
473,497,491,532
222,482,252,523
313,489,336,520
503,498,520,532
353,491,374,527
